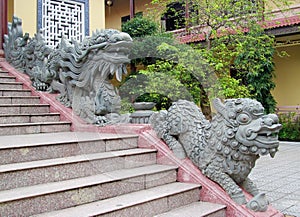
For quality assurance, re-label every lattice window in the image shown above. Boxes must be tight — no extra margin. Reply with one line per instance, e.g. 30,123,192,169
38,0,89,48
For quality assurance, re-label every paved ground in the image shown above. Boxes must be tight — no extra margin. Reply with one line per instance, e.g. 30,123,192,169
250,141,300,217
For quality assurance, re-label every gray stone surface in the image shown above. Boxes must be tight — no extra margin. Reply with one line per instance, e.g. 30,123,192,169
0,132,138,164
0,121,71,136
0,89,32,96
0,75,16,82
31,182,201,217
0,96,41,104
250,141,300,217
0,164,179,216
150,98,282,212
155,201,226,217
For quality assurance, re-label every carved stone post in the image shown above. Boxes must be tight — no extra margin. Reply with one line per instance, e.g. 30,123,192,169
0,0,8,51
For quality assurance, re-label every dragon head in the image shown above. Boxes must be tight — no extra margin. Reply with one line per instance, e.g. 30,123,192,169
213,98,282,158
76,29,133,82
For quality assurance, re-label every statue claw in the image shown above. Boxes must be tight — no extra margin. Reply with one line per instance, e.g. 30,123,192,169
246,193,269,212
94,115,109,126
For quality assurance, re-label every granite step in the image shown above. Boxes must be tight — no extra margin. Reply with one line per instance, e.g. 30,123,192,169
0,132,139,164
0,113,61,124
0,88,32,96
0,104,50,114
32,182,201,217
0,96,40,104
0,75,16,82
0,148,157,190
155,201,226,217
0,164,179,216
0,69,9,74
0,81,23,89
0,121,71,136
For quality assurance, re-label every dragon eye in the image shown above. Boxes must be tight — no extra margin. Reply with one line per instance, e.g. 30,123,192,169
237,113,251,124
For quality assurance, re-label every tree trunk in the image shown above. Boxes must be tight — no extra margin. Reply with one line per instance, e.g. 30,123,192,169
199,82,212,120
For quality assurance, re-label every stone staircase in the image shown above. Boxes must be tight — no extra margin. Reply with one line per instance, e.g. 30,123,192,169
0,65,226,216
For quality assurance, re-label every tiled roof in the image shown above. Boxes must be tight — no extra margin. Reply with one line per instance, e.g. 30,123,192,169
262,15,300,29
177,15,300,43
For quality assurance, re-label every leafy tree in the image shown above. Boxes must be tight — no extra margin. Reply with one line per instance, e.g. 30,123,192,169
233,26,277,113
147,0,290,114
195,25,277,113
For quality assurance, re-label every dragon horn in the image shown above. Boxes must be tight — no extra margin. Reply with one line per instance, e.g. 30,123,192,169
213,98,227,118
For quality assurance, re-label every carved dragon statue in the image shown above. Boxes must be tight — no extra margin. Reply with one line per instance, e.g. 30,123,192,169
4,16,133,126
150,98,282,212
54,29,133,125
3,16,29,71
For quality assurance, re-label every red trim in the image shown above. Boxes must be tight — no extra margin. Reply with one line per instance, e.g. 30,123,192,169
130,0,135,19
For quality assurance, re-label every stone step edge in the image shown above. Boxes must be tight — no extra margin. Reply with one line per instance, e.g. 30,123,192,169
0,104,49,107
154,201,227,217
0,88,30,91
0,112,60,117
0,121,71,127
0,164,178,203
0,96,40,99
0,81,23,85
32,182,201,217
0,75,16,78
0,132,139,150
0,148,157,173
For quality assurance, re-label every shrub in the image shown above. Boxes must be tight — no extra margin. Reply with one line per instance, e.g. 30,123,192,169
278,112,300,141
121,17,158,38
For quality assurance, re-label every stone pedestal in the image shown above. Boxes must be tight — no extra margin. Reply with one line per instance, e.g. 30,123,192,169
130,110,154,124
130,102,155,124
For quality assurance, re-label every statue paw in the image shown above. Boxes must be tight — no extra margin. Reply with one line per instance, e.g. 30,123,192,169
94,116,109,126
246,193,269,212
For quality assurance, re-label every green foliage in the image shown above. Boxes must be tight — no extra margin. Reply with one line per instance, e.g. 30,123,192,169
121,60,198,110
278,113,300,141
129,34,176,65
192,38,252,100
217,76,252,99
192,25,277,112
120,98,134,114
233,27,277,113
121,17,158,38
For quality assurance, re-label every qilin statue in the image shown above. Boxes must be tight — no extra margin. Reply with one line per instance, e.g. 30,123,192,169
150,98,282,212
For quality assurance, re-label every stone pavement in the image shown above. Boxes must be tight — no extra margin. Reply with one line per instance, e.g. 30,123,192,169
250,141,300,217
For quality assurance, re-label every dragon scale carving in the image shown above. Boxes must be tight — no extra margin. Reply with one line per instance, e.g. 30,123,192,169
150,98,282,212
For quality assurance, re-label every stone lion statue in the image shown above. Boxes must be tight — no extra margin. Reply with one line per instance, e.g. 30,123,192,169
150,98,282,212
